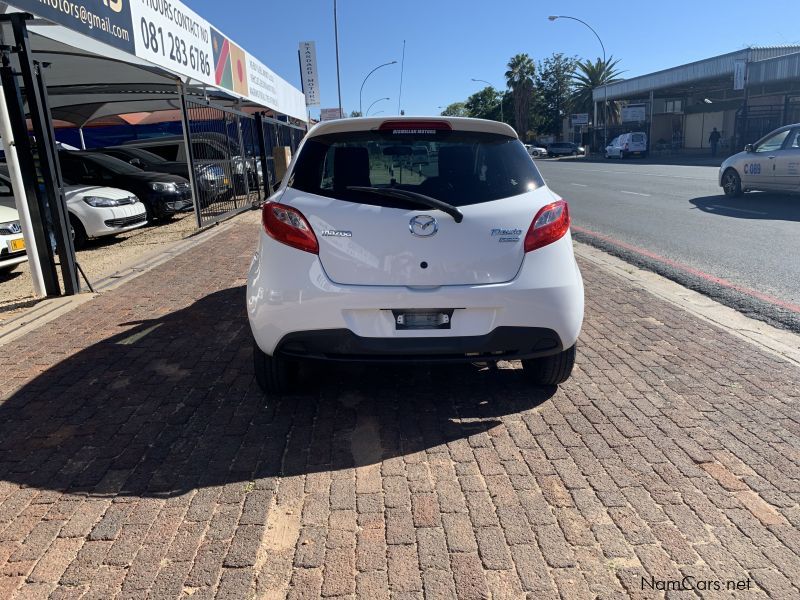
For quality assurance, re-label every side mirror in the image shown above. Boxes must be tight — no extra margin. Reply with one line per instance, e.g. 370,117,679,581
130,158,144,167
744,144,754,153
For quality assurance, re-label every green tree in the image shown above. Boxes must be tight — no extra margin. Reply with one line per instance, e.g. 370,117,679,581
535,53,578,138
349,110,362,117
440,102,467,117
504,53,536,138
465,87,502,120
570,57,623,125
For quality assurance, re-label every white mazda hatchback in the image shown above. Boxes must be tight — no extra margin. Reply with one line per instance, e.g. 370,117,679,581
247,117,584,394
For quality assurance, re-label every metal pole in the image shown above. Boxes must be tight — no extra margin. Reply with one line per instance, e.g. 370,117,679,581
255,112,271,196
549,15,607,147
648,90,654,154
0,81,45,296
366,96,390,116
359,62,396,116
32,57,79,294
177,81,202,228
78,127,86,149
471,78,503,123
397,40,405,114
0,57,58,295
334,0,343,117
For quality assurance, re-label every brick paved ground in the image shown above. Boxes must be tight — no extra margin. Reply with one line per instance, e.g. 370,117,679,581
0,210,798,599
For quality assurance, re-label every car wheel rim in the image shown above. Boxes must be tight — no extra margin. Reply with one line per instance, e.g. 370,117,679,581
724,174,736,193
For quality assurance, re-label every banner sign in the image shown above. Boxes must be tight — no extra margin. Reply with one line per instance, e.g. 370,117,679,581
9,0,306,121
320,108,343,121
571,113,588,126
299,41,320,107
733,59,746,91
621,105,647,122
11,0,135,53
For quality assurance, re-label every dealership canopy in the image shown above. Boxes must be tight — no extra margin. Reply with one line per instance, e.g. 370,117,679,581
2,0,306,122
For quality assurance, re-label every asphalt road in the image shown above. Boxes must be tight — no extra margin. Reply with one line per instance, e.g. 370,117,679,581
536,158,800,332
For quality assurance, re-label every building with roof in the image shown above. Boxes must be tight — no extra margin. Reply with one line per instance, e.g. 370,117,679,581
591,46,800,154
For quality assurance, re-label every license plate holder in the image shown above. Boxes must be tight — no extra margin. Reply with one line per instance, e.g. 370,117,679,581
392,309,454,330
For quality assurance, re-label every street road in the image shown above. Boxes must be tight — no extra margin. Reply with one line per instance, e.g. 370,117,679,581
537,159,800,331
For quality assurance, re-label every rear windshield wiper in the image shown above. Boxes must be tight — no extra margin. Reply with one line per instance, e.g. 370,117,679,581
346,186,464,223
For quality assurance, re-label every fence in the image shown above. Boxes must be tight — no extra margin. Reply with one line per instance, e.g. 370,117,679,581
257,116,306,194
181,98,305,227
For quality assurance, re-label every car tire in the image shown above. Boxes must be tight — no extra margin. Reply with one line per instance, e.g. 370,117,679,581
722,168,743,197
253,342,297,395
69,214,88,250
521,344,576,385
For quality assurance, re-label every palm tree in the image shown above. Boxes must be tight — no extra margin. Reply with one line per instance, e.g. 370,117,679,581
505,54,536,138
570,57,623,125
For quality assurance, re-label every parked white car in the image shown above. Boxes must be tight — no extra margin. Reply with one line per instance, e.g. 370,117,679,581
0,166,147,250
0,199,26,275
247,117,584,394
719,123,800,197
525,144,548,158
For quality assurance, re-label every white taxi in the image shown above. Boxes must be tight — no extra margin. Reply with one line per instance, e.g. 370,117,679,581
720,123,800,196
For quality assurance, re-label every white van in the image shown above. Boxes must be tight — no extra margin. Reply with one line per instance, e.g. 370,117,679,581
616,132,648,158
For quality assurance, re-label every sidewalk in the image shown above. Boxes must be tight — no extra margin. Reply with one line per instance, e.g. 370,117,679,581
0,210,798,599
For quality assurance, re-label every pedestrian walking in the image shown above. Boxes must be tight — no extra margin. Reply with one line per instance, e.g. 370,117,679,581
709,127,721,157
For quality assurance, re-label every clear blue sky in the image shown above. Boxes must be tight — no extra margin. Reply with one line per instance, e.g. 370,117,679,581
190,0,800,118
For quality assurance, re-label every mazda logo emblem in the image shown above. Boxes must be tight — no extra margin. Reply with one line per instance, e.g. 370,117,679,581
409,215,438,237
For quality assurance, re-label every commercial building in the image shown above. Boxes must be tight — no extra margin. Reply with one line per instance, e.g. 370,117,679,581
592,46,800,153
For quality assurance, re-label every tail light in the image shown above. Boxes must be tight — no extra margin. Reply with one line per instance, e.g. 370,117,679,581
524,200,570,253
624,143,629,150
262,202,318,254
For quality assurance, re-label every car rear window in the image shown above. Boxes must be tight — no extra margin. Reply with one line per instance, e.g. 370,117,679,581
288,129,544,208
632,134,645,142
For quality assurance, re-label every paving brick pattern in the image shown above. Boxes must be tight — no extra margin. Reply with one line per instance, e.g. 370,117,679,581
0,211,798,598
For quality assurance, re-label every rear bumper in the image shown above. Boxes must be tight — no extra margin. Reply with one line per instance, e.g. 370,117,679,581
247,231,584,357
275,326,562,363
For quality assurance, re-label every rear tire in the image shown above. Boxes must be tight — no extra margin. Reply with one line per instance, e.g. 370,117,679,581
722,168,743,197
521,344,576,385
253,342,296,395
69,215,88,250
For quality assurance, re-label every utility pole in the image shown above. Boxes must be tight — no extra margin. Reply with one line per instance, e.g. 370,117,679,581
397,40,405,115
334,0,343,117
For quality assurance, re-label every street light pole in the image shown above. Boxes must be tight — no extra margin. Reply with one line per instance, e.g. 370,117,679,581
471,78,504,123
366,97,390,116
548,15,607,151
360,61,397,116
334,0,342,117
